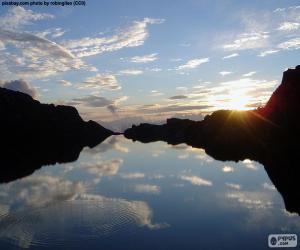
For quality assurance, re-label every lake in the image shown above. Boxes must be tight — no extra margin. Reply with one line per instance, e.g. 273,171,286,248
0,135,299,249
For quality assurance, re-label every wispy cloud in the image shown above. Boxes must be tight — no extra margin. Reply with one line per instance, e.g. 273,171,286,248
222,53,239,59
242,71,256,77
176,58,209,70
0,29,84,79
180,175,212,186
277,37,300,50
223,32,269,51
64,18,164,58
277,22,300,31
0,6,53,29
81,73,121,90
36,27,66,39
219,71,232,76
130,53,158,63
258,50,279,57
119,69,143,75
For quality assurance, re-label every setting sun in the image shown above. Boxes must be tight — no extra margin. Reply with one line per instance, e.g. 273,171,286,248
223,90,251,110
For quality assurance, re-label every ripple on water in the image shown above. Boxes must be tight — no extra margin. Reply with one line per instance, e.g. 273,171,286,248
0,197,158,249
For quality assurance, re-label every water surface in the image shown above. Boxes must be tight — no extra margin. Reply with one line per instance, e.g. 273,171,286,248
0,135,299,249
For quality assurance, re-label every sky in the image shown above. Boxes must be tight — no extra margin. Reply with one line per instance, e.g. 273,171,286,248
0,0,299,130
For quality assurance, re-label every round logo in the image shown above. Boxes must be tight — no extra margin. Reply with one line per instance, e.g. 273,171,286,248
270,237,277,246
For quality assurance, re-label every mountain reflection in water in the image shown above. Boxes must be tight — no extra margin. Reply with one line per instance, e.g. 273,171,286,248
0,135,299,250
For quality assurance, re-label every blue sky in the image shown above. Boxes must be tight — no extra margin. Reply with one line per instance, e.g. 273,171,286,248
0,0,299,129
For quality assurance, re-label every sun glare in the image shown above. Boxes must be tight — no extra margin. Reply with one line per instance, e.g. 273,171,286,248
224,91,251,110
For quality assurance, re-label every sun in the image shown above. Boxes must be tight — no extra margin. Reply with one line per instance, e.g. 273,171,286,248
223,90,251,110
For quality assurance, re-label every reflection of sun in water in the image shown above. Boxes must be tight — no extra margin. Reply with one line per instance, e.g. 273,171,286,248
223,90,251,110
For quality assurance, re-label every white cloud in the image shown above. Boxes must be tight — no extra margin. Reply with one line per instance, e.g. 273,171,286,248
258,50,279,57
176,58,209,70
180,175,212,186
219,71,232,76
64,18,164,58
278,37,300,50
223,32,269,51
130,53,158,63
0,29,84,79
277,22,300,31
0,6,53,29
222,166,234,173
119,69,143,75
222,53,239,59
81,73,121,90
134,184,160,194
1,79,38,98
243,71,256,77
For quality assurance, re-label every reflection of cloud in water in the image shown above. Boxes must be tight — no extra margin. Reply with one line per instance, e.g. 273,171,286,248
84,136,129,154
222,166,234,173
134,184,160,194
0,175,85,209
262,182,276,190
180,175,212,186
81,158,123,178
242,159,258,170
0,176,168,249
225,183,241,190
225,190,300,231
121,172,145,179
226,191,273,210
152,149,165,157
169,144,213,162
178,153,189,159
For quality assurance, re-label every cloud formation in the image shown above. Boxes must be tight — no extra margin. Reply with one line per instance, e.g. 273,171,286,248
0,28,84,79
130,53,158,63
0,6,53,29
119,69,143,75
64,18,164,58
222,53,239,59
180,175,212,186
1,79,37,98
176,58,209,70
81,73,121,90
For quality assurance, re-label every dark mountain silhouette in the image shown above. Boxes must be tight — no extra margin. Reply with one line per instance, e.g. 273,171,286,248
124,66,300,214
0,87,114,183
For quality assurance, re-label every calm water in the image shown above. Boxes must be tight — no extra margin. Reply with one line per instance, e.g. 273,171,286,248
0,135,299,249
